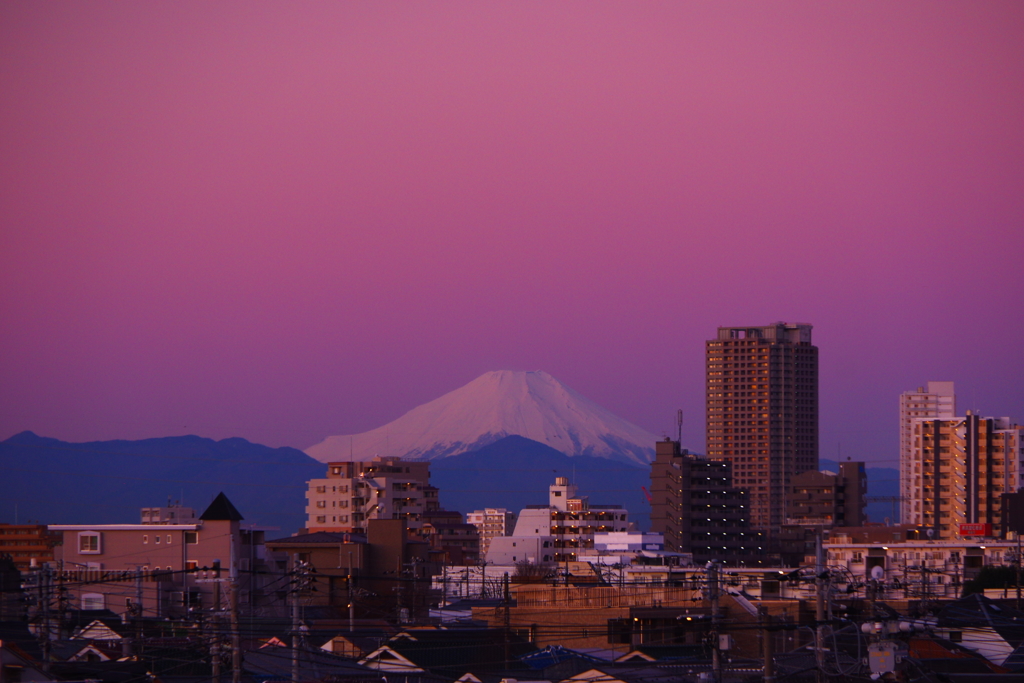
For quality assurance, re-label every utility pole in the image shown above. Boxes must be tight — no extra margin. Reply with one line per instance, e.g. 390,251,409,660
707,561,722,683
211,639,221,683
760,606,774,683
1016,532,1021,610
40,564,51,671
348,551,355,633
229,568,241,683
130,567,143,661
814,535,826,683
502,572,511,669
211,560,222,683
291,554,301,683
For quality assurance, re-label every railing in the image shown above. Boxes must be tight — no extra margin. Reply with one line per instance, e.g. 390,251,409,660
511,584,700,608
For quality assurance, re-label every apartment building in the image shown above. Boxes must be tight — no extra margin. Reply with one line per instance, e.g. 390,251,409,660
0,524,59,571
466,508,516,556
488,477,630,564
305,457,439,534
706,323,818,535
650,439,766,566
50,493,272,618
826,526,1021,597
905,412,1023,537
785,462,867,529
900,382,956,522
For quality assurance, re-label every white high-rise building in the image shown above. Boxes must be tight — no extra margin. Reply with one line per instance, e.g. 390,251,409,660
900,382,955,522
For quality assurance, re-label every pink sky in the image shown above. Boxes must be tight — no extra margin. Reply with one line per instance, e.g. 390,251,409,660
2,3,1022,467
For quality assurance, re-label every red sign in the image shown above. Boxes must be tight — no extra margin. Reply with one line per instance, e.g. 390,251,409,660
958,523,992,537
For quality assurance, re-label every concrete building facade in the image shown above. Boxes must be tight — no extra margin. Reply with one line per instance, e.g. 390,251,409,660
0,524,58,571
466,508,516,556
305,457,439,534
650,439,766,566
905,413,1023,537
486,477,629,564
49,493,272,619
900,382,956,522
706,323,818,534
785,461,867,529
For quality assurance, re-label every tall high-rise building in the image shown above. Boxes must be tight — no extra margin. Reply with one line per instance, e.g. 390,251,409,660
904,413,1022,537
706,323,818,533
899,382,955,522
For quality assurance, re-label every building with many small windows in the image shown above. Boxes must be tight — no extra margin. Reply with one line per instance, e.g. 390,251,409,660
706,323,818,536
785,462,866,529
486,477,630,564
305,457,439,534
0,524,59,571
466,508,516,556
900,382,956,523
904,412,1023,537
650,438,766,566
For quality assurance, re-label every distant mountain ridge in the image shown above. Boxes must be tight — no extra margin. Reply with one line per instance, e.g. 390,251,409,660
0,431,323,533
306,370,658,466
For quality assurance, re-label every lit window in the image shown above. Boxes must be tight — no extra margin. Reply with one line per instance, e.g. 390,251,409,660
79,532,101,554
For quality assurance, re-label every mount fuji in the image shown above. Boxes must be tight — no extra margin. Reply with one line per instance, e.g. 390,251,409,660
305,370,658,466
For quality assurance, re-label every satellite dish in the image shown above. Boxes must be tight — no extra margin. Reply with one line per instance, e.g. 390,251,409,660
870,565,885,581
926,528,934,539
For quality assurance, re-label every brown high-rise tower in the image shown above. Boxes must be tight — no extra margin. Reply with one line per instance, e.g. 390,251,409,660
706,323,818,534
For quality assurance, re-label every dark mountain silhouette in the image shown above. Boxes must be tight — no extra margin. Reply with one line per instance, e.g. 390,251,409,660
0,431,323,533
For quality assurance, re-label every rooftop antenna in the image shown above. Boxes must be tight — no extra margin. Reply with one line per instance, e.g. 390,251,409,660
677,409,684,444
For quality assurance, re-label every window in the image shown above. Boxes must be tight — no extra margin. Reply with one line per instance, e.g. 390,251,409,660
316,516,326,523
166,535,172,544
82,593,105,610
155,535,161,544
78,532,101,554
185,532,198,545
143,535,149,544
186,560,198,571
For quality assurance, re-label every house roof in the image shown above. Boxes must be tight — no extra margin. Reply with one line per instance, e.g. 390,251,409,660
938,594,1024,672
245,647,380,680
363,628,537,678
266,531,368,545
199,492,244,521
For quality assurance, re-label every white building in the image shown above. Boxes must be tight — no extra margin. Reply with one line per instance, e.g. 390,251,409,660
486,477,630,564
466,508,516,556
900,382,956,523
826,534,1022,600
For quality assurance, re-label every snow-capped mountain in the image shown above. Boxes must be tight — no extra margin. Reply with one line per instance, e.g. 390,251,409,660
305,370,657,466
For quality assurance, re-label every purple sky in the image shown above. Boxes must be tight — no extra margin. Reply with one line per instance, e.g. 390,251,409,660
2,3,1022,468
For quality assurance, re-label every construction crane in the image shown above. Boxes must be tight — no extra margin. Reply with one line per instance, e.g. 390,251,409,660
641,486,653,504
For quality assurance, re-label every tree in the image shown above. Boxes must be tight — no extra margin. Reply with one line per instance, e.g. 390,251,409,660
962,565,1018,597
